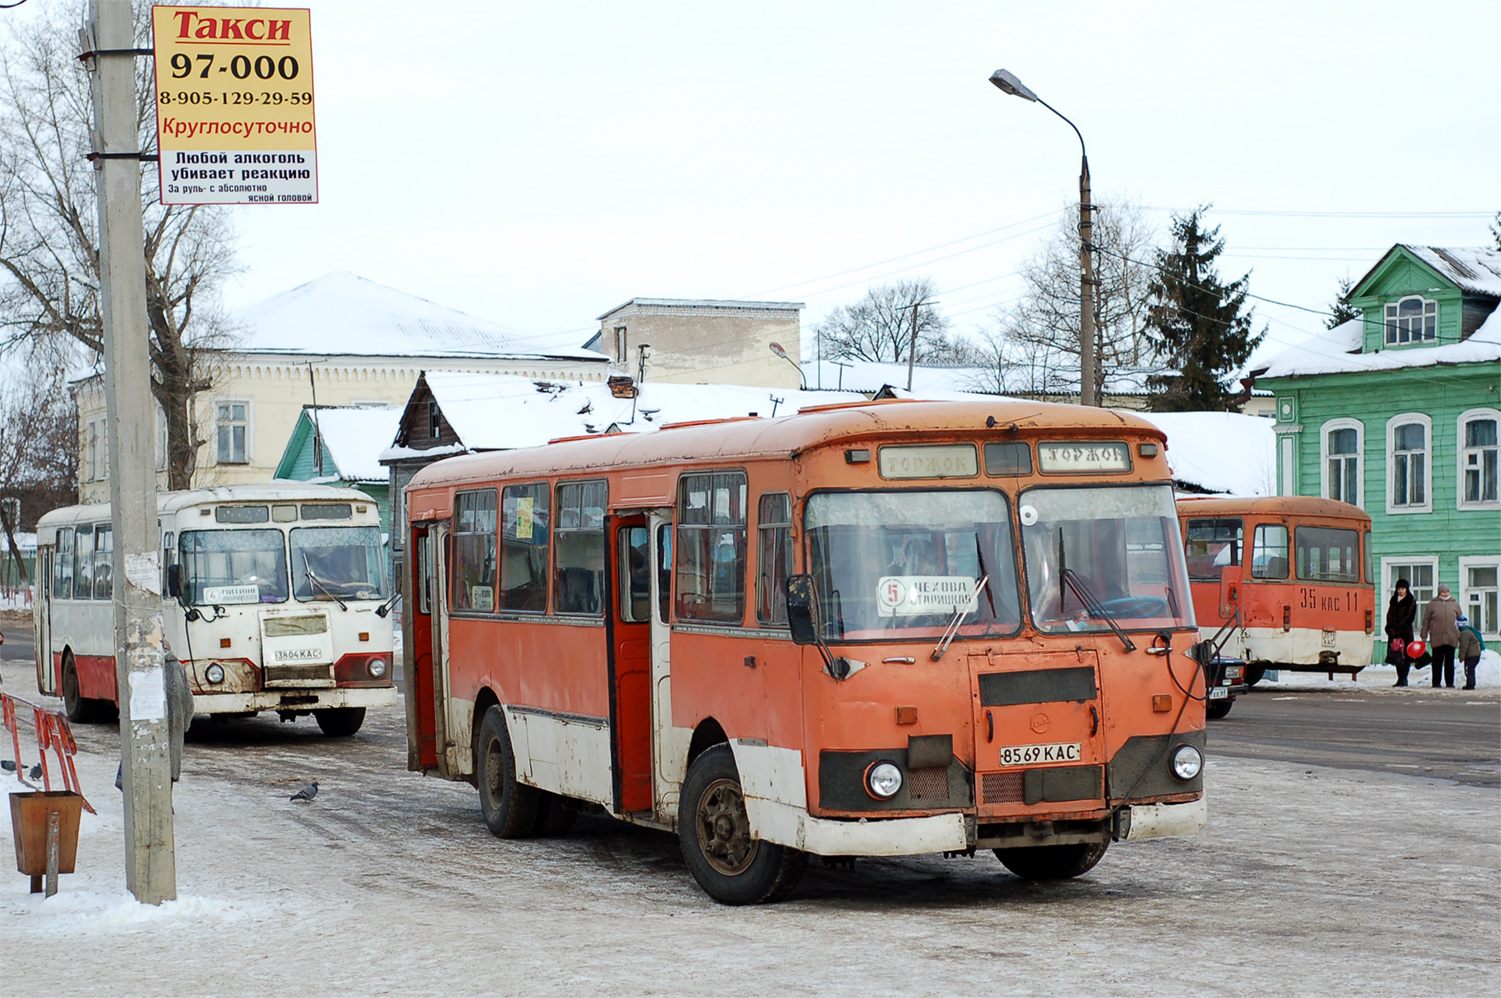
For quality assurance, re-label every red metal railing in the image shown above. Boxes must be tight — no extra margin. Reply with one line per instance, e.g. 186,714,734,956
2,692,95,814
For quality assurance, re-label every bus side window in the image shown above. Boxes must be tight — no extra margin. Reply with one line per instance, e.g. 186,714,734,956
453,490,498,612
756,493,793,625
555,481,606,615
1184,517,1242,582
74,524,94,600
415,533,431,615
499,483,549,612
94,524,113,600
161,532,175,595
676,472,747,624
1250,524,1289,579
55,526,74,600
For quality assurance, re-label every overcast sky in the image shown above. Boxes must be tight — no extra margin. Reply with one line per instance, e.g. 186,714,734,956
12,0,1501,368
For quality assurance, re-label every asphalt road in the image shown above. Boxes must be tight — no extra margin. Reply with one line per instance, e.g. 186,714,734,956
1210,684,1501,788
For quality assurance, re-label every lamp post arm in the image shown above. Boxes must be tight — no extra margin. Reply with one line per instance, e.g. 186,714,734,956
1035,97,1086,162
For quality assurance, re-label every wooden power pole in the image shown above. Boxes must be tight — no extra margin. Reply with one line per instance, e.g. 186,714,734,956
84,0,177,904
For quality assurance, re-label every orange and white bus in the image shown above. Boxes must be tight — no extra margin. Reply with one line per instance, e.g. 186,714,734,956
405,399,1210,904
1178,496,1376,687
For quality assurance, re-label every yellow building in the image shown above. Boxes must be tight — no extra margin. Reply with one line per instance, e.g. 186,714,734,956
74,272,608,502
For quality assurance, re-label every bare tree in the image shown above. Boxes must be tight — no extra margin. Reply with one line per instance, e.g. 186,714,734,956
977,198,1158,396
0,358,78,533
813,277,976,365
0,2,238,489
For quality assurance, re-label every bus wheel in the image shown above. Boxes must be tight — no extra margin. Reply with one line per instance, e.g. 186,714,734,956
315,707,366,737
476,706,539,838
994,840,1109,881
1206,698,1235,720
678,744,805,905
532,791,578,836
61,654,100,724
1245,666,1266,687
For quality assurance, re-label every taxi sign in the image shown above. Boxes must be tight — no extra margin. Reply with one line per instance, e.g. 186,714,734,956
151,6,317,204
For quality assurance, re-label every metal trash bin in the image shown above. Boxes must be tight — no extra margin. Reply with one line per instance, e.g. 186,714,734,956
10,790,83,895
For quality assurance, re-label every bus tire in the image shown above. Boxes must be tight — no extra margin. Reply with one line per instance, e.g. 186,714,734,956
1206,698,1235,720
678,744,805,905
994,840,1109,881
1245,666,1266,687
315,707,366,737
532,791,579,836
61,653,102,724
476,706,539,838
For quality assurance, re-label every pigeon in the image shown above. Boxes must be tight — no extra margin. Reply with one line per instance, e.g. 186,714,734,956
289,781,319,803
28,764,42,781
1,759,14,772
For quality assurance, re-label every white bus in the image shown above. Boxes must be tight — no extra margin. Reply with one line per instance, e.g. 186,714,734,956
33,484,397,736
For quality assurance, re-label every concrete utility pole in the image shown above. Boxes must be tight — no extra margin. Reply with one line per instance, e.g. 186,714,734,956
989,68,1098,406
85,0,176,904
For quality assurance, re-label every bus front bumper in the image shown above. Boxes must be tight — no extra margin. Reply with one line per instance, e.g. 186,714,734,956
191,685,398,715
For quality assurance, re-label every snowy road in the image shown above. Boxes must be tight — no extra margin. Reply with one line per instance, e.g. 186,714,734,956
2,651,1498,997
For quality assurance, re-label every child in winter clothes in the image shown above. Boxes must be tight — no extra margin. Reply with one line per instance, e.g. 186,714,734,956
1457,614,1485,691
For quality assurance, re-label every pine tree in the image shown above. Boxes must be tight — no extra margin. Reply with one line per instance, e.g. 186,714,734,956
1326,276,1361,330
1491,211,1500,251
1145,207,1265,411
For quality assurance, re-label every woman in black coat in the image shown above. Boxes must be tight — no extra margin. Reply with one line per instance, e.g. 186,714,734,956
1384,578,1418,687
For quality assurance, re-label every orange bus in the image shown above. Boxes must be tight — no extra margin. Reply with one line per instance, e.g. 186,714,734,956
1178,496,1376,689
404,399,1210,904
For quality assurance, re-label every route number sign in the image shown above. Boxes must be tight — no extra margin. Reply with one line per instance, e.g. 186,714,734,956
151,6,317,204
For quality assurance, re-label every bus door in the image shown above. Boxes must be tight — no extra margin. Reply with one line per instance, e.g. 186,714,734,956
407,525,440,773
648,509,687,820
610,514,653,814
34,546,54,695
429,521,459,778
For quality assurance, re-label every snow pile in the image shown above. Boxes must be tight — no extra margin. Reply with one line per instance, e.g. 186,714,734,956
233,272,607,361
5,889,252,932
1135,410,1277,496
0,590,32,610
1262,648,1500,689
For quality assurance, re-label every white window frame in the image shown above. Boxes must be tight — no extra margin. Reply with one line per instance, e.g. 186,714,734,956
1458,555,1501,639
1386,413,1431,514
214,398,253,466
86,419,98,482
1456,407,1500,511
1382,556,1439,609
1320,418,1363,508
1383,295,1437,345
1278,433,1297,496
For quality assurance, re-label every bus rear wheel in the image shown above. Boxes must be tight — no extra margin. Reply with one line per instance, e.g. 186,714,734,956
994,840,1109,881
678,744,805,905
1245,666,1267,687
315,707,366,737
61,654,104,724
476,706,539,838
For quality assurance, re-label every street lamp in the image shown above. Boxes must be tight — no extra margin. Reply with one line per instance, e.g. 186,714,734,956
768,342,806,389
989,68,1098,407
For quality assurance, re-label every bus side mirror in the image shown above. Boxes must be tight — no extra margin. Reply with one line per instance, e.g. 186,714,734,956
1219,565,1241,617
786,574,817,646
166,564,181,599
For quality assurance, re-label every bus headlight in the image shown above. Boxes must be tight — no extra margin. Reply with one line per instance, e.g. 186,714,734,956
1169,744,1203,782
367,656,387,679
205,663,225,685
866,761,903,799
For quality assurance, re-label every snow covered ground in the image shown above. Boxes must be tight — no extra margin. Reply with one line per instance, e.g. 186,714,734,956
1258,648,1501,691
1,653,1496,996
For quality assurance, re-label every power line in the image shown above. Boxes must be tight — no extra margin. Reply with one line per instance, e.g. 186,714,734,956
1139,206,1494,219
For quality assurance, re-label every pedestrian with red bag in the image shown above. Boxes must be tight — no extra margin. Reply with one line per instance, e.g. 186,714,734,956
1384,578,1418,687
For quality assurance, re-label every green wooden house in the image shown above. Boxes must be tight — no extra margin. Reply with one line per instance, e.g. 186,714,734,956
1251,244,1501,646
273,406,402,539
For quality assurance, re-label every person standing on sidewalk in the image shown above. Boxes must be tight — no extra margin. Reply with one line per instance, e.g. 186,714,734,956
1385,578,1418,687
1457,614,1485,691
1421,584,1464,688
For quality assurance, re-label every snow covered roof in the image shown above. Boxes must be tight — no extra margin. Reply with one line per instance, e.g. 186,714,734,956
596,298,804,320
232,272,608,361
384,373,869,458
1393,246,1501,298
1133,410,1277,496
308,407,402,482
1254,307,1501,379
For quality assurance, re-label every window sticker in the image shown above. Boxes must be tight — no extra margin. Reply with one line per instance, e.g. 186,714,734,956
516,496,534,539
877,576,978,617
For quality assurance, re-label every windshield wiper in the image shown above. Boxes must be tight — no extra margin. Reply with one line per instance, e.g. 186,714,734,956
931,575,988,662
1058,529,1135,652
303,554,348,611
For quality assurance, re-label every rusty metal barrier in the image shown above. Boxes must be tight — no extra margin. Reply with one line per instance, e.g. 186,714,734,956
2,692,95,815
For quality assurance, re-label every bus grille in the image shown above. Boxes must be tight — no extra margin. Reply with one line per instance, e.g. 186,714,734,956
263,664,335,687
907,766,951,801
982,771,1025,805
